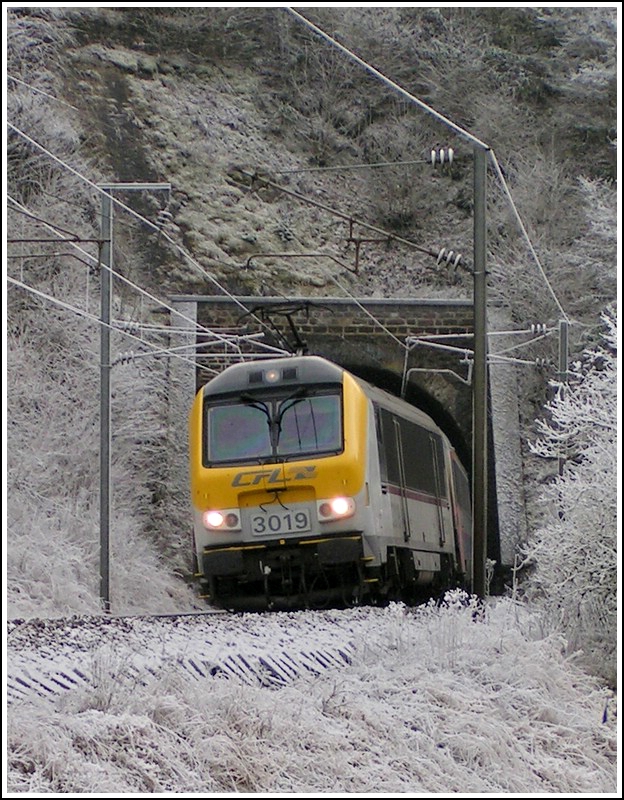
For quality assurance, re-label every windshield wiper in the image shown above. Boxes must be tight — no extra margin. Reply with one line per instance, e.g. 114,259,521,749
240,392,271,420
240,389,311,453
275,387,308,426
275,388,309,442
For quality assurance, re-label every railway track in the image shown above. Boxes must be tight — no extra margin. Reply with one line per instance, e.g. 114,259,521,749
7,607,367,705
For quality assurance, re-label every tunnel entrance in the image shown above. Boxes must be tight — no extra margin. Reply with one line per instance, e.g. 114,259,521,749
170,295,522,575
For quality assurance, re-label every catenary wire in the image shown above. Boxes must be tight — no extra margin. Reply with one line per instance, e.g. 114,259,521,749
286,8,573,324
239,170,452,267
488,151,571,323
7,73,79,110
7,275,211,372
7,128,402,358
286,8,490,151
6,122,290,345
7,191,290,358
7,203,88,240
326,273,408,350
274,158,429,174
6,194,236,347
9,83,570,353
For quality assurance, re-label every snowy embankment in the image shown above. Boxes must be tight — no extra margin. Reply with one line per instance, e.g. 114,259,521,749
6,593,617,794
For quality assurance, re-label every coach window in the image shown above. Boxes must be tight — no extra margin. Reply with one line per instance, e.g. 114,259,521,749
377,408,400,484
402,422,446,497
374,405,388,480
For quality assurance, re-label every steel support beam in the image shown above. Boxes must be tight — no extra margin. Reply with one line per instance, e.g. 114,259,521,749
98,182,170,613
472,146,489,598
99,190,112,612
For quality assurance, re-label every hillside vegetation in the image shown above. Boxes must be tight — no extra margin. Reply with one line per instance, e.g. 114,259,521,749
5,7,617,681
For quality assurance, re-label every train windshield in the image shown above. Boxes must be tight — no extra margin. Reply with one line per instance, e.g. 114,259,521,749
277,395,341,456
207,404,272,462
205,392,342,464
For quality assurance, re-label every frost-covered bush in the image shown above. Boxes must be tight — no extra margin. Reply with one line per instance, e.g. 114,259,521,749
524,309,617,685
6,8,200,618
6,273,198,618
7,599,616,793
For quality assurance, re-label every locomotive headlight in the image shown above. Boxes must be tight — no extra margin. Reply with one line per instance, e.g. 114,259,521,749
330,497,351,516
204,510,224,528
202,509,241,531
317,496,355,522
265,368,280,383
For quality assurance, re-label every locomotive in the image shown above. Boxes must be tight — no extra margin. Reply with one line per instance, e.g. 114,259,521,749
189,355,473,609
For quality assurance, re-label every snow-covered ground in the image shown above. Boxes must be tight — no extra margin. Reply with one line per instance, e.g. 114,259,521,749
5,593,618,794
4,7,619,797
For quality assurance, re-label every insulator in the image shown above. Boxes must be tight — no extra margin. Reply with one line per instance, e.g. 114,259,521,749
116,320,140,334
530,323,547,335
535,357,549,368
156,209,173,228
431,147,454,166
436,247,463,269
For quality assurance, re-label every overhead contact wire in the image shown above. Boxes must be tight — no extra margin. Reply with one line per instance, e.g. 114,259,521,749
6,122,288,347
7,74,79,110
6,194,250,351
488,152,571,323
6,276,206,370
287,9,572,324
328,274,408,350
286,8,490,151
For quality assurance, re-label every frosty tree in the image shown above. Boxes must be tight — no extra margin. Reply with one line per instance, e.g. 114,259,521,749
525,308,617,685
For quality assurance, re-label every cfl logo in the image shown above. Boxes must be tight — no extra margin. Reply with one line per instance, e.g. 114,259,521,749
232,465,318,487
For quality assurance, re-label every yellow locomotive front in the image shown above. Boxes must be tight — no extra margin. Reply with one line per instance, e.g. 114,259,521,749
189,356,372,609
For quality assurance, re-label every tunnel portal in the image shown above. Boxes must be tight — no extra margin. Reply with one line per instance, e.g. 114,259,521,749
169,295,525,571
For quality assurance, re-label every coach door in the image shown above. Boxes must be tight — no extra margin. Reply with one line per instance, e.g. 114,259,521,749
430,433,446,546
393,418,411,542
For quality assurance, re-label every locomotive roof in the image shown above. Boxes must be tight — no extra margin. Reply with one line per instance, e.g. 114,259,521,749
201,356,446,437
201,355,344,397
354,376,444,434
